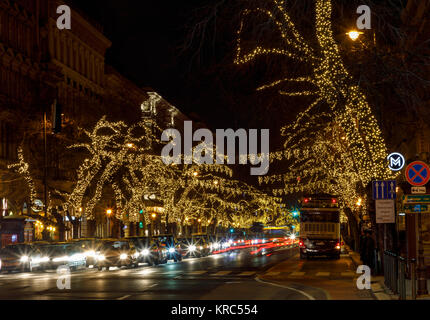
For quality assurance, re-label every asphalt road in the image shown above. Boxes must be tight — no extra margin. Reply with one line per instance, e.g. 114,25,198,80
0,247,365,300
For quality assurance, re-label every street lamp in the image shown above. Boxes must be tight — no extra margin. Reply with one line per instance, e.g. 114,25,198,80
347,30,363,41
106,209,112,238
193,171,198,177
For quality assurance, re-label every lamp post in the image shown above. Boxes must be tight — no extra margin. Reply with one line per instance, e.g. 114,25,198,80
106,209,112,238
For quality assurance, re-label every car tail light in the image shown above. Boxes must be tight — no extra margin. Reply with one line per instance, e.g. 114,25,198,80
336,242,341,250
332,198,337,204
299,241,305,248
304,198,309,203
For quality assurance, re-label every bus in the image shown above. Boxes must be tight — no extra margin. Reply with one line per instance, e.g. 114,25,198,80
299,195,341,259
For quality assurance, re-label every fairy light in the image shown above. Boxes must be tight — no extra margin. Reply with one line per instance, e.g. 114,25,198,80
236,0,395,215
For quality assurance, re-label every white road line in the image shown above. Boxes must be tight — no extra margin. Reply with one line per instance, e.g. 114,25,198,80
238,271,256,276
117,295,131,300
315,272,330,277
255,277,316,300
188,271,207,275
289,272,305,276
265,272,281,276
211,271,232,276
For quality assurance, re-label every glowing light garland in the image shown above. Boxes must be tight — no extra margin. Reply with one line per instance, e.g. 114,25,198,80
235,0,396,216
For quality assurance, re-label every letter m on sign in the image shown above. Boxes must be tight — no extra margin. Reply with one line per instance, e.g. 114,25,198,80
391,157,401,168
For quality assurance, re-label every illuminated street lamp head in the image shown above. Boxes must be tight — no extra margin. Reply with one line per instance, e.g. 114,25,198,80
106,209,112,215
347,30,363,41
79,207,83,212
151,213,157,219
356,198,362,206
126,143,134,148
214,180,219,185
193,171,198,177
198,219,201,223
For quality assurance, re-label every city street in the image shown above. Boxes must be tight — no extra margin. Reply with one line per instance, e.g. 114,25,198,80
0,247,372,300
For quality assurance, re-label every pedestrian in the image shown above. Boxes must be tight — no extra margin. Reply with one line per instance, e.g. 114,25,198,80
362,229,375,273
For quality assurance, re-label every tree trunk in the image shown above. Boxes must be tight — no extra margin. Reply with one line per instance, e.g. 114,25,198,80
344,208,360,252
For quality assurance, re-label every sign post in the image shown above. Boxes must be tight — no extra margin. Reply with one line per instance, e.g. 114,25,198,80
404,161,430,296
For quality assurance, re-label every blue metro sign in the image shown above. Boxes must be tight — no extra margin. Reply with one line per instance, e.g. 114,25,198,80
372,180,396,200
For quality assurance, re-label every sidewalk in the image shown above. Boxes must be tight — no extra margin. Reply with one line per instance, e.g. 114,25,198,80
348,247,430,300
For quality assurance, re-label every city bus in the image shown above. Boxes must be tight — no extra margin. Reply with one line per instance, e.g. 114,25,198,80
299,195,341,259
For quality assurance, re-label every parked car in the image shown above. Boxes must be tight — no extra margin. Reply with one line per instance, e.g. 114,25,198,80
191,234,211,257
94,239,138,271
125,236,164,266
152,234,182,262
38,242,87,271
0,243,49,273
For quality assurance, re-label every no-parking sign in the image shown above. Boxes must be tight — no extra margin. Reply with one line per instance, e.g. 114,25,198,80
405,161,430,186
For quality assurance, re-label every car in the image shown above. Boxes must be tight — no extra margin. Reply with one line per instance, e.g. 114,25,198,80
125,236,164,266
0,243,49,273
152,234,182,262
94,239,138,271
71,238,104,267
38,242,87,271
177,237,201,258
190,234,211,257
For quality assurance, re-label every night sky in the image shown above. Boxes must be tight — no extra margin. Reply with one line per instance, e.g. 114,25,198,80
70,0,297,143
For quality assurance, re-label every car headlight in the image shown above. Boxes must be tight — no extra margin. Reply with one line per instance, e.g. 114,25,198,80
199,246,203,250
141,249,150,256
132,252,139,259
53,256,69,263
85,250,96,257
213,243,220,249
69,254,84,262
20,256,29,263
120,253,128,260
97,254,105,261
168,248,175,254
188,245,196,252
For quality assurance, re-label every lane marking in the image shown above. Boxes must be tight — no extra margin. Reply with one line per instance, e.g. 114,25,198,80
289,272,305,277
238,271,256,276
188,271,207,275
265,272,281,276
211,271,232,276
117,295,131,300
316,272,330,277
255,277,316,300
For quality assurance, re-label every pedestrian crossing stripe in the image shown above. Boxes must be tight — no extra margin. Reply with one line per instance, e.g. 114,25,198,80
315,272,330,276
289,272,305,276
211,271,232,276
265,272,280,276
340,272,356,277
238,271,255,276
188,271,207,275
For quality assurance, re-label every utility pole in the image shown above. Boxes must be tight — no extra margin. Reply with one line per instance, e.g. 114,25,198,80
43,112,48,218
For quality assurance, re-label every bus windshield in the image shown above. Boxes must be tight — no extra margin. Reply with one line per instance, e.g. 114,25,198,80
301,211,339,223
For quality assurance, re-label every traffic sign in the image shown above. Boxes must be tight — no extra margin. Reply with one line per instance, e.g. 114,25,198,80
372,180,396,200
411,186,426,194
387,152,405,171
376,200,395,223
405,161,430,186
403,194,430,203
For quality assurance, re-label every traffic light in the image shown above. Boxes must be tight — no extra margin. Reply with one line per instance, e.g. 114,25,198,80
139,222,144,229
230,228,234,233
139,209,143,214
292,210,299,218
